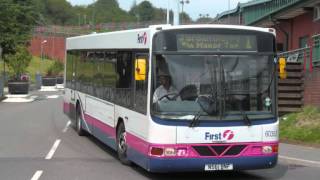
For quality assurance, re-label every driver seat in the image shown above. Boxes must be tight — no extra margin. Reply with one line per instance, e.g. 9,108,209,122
179,85,198,101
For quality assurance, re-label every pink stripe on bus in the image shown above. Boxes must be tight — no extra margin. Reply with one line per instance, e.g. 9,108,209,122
63,101,70,113
63,102,278,159
83,113,116,138
126,132,278,158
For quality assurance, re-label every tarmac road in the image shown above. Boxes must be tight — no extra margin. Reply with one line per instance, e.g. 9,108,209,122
0,90,319,180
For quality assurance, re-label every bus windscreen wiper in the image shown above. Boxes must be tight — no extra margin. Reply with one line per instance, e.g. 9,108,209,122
240,109,252,126
189,111,202,127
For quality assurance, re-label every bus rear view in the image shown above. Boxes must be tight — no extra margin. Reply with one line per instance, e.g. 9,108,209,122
147,26,278,172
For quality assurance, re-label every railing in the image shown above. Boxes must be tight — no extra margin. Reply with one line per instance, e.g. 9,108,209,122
242,0,302,25
278,40,320,71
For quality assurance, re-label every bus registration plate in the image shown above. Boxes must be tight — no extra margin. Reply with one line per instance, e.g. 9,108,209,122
205,163,233,171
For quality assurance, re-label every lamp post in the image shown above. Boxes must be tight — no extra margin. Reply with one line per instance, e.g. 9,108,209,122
180,0,190,24
167,0,170,24
37,40,47,89
92,0,96,30
0,46,3,97
40,40,47,75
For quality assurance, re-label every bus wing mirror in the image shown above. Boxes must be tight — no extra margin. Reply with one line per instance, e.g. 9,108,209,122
279,57,287,79
135,58,146,81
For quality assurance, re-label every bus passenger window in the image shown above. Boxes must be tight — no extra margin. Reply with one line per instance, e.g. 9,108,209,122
116,52,132,88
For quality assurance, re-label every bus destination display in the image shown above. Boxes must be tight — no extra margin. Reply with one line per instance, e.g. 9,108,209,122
177,34,257,52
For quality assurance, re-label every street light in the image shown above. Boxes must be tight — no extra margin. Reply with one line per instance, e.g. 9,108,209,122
180,0,190,24
0,45,3,97
40,40,47,74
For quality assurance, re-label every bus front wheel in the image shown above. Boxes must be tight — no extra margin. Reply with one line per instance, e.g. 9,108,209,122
116,123,131,165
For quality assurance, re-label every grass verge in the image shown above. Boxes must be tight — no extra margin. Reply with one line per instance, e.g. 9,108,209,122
280,106,320,145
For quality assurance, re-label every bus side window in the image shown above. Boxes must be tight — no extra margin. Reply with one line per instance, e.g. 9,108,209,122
116,52,132,88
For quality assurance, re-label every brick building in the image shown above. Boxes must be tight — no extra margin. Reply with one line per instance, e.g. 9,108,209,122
214,0,320,110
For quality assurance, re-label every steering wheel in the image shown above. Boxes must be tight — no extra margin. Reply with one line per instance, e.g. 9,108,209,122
158,93,179,101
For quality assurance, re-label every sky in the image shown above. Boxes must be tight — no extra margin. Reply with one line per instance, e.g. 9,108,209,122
67,0,250,20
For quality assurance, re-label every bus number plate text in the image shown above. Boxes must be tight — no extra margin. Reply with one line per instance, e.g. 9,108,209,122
205,163,233,171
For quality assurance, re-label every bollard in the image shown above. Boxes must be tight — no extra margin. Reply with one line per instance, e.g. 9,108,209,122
35,73,42,89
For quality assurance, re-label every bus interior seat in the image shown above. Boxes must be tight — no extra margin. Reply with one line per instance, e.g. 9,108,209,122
179,85,198,101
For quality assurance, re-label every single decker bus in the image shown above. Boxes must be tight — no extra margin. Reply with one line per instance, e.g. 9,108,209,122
63,24,279,172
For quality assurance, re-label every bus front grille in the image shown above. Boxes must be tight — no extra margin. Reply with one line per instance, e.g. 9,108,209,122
192,145,247,157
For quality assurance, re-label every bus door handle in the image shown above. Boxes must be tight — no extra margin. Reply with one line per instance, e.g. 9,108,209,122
125,116,128,121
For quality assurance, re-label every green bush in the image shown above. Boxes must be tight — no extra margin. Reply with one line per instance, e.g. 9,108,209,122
46,60,64,76
4,45,32,80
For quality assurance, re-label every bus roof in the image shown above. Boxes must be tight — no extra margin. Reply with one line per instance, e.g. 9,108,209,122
66,24,275,51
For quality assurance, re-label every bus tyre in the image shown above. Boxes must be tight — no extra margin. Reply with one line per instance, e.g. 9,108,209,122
117,123,131,165
76,107,86,136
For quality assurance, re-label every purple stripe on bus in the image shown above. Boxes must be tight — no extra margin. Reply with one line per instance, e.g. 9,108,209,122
126,132,278,158
83,113,116,138
63,101,70,113
63,101,278,159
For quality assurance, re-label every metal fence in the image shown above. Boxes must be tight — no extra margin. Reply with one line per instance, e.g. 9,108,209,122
278,37,320,71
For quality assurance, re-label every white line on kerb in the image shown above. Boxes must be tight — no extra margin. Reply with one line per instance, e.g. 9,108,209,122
62,121,71,133
280,155,320,167
31,170,43,180
45,139,61,160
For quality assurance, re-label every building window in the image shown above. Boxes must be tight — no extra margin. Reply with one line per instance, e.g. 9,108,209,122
277,43,284,52
299,36,309,48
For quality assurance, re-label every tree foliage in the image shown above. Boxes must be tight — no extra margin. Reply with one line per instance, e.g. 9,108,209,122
31,0,192,25
44,0,74,25
130,1,155,21
0,0,37,56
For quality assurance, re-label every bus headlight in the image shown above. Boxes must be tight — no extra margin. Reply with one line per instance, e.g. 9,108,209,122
262,146,273,154
164,148,176,156
150,147,188,157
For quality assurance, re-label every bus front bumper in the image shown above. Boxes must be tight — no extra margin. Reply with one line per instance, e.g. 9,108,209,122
147,155,277,172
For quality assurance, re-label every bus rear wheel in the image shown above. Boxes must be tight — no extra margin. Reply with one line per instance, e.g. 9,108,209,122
116,123,131,165
76,107,86,136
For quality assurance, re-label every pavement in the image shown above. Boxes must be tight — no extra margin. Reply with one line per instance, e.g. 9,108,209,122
279,143,320,168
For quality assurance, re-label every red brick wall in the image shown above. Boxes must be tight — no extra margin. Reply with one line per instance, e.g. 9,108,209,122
29,35,66,62
304,68,320,106
275,12,320,51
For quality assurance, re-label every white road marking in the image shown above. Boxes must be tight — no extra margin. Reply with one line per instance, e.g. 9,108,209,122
62,121,71,133
45,139,61,160
280,155,320,167
31,170,43,180
47,95,60,99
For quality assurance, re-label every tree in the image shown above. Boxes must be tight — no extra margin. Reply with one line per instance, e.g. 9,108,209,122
130,1,155,22
43,0,74,25
0,0,38,56
86,0,134,24
180,12,192,24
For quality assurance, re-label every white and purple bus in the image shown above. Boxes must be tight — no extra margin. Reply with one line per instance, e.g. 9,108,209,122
63,24,279,172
